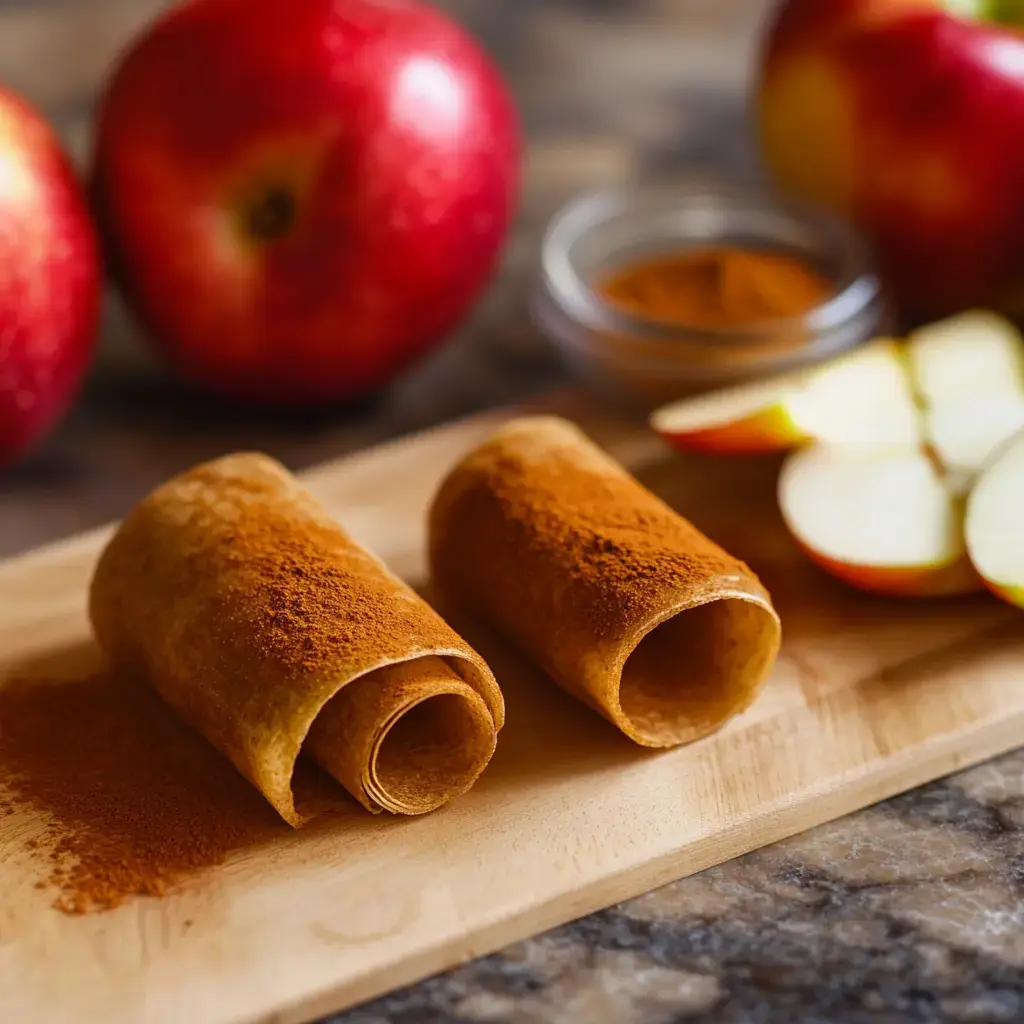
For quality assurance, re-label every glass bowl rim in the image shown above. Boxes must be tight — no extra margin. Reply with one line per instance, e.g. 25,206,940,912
538,182,883,347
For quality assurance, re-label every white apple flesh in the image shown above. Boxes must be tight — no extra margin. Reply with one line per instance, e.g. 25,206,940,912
965,427,1024,607
909,311,1024,484
908,311,1024,406
650,340,920,455
778,445,980,597
925,396,1024,493
653,310,1024,599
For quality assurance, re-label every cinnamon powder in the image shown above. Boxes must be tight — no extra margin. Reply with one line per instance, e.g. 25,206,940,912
89,453,501,826
459,443,745,632
0,670,287,913
217,511,454,675
599,246,832,328
428,417,780,749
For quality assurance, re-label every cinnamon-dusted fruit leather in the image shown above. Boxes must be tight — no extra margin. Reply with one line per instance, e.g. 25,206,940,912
428,416,781,747
89,453,504,827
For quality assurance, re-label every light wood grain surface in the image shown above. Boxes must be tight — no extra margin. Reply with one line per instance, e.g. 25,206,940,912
8,6,1023,1022
2,395,1022,1024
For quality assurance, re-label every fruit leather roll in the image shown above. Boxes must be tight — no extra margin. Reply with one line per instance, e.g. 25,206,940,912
428,416,780,747
89,453,503,826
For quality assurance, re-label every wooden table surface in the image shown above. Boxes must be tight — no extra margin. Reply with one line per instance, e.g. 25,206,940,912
0,0,769,557
5,7,1024,1024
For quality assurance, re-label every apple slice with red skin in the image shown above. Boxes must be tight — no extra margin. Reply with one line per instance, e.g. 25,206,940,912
965,427,1024,608
654,310,1024,599
650,373,815,455
778,445,981,597
774,314,1024,599
650,340,920,455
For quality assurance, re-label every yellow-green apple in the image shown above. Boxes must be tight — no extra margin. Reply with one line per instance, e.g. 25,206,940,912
92,0,519,405
965,426,1024,607
0,86,100,465
778,445,981,597
757,0,1024,319
650,339,920,455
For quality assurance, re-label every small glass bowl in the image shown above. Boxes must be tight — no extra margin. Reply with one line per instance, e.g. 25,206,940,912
533,183,888,410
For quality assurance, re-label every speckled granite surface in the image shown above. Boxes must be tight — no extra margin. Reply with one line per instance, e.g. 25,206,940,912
341,753,1024,1023
2,1,1022,1021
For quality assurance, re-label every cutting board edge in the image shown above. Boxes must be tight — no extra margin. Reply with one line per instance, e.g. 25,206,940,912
0,401,525,579
260,707,1024,1024
3,391,1022,1024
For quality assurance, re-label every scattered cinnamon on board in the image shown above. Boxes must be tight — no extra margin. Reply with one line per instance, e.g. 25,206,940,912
0,671,292,913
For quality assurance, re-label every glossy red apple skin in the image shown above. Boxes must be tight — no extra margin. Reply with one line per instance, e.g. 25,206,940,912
0,87,100,465
758,0,1024,320
92,0,519,405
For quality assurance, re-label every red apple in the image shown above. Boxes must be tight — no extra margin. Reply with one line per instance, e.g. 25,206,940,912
757,0,1024,320
0,87,100,465
0,87,99,464
92,0,519,405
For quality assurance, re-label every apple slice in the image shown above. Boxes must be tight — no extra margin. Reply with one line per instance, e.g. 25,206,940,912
908,311,1024,406
908,311,1024,483
925,396,1024,493
965,427,1024,608
650,340,920,455
778,445,981,597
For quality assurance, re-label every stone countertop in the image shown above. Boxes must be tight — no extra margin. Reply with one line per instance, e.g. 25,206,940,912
1,1,1021,1021
342,755,1024,1023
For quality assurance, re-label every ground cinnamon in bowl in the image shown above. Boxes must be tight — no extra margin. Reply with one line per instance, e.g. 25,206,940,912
536,186,884,407
598,246,832,329
581,246,839,404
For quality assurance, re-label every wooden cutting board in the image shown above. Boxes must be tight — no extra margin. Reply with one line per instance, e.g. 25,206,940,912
2,393,1023,1024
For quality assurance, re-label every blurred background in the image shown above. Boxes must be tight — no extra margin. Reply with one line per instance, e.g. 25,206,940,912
0,0,768,556
9,10,1024,1024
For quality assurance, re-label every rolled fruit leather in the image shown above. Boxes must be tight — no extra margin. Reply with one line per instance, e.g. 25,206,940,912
89,453,504,827
428,416,781,746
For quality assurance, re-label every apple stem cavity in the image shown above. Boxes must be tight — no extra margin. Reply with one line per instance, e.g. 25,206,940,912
246,186,297,242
